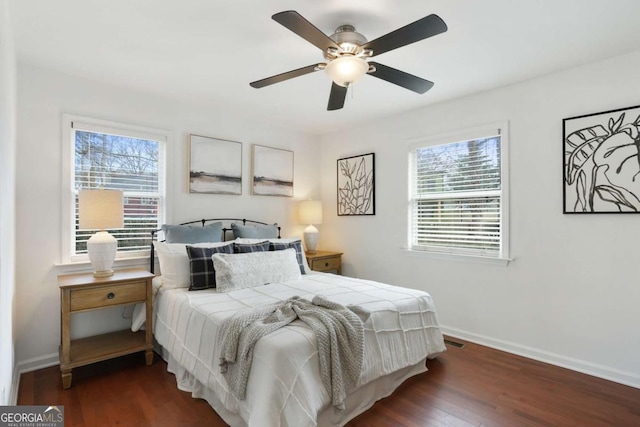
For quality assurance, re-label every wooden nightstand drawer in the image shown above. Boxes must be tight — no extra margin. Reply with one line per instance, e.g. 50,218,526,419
306,251,343,274
311,257,341,272
70,281,147,312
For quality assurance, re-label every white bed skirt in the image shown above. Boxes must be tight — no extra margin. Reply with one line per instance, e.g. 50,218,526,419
160,346,428,427
150,273,446,426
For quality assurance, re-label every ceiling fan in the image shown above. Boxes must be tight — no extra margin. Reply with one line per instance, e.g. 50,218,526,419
250,10,448,111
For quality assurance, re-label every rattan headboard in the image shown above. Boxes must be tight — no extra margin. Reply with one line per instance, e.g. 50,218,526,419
149,218,281,274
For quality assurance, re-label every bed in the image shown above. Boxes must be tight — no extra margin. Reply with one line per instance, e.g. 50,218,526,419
136,219,446,427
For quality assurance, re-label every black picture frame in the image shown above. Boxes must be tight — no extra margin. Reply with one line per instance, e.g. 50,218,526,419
337,153,375,216
563,104,640,213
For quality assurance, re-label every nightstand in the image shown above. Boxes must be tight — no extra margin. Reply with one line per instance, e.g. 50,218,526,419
58,268,154,389
305,251,343,275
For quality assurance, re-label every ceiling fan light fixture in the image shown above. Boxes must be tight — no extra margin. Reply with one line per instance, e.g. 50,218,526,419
325,55,368,87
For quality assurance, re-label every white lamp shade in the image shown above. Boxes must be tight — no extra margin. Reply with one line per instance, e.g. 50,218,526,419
78,189,124,230
78,189,123,278
325,56,369,87
299,200,323,225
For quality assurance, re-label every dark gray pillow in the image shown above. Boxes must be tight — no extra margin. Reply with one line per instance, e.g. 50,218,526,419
186,243,234,291
162,222,223,244
271,240,305,275
233,241,271,253
231,223,278,239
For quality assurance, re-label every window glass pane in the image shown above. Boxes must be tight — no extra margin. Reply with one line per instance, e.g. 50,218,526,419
413,197,501,253
74,131,159,191
410,132,504,257
73,130,161,254
416,137,501,194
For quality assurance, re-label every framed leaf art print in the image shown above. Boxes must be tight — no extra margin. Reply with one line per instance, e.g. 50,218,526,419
337,153,375,216
563,104,640,213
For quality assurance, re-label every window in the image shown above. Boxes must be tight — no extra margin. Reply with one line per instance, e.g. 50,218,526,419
62,115,167,263
408,123,509,261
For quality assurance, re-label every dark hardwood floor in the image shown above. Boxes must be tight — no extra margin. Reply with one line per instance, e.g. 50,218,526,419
18,337,640,426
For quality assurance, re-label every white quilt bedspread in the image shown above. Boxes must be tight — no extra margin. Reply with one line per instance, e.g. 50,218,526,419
153,273,446,427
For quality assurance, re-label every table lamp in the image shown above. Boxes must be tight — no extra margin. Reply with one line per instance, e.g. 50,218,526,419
78,189,124,277
298,200,323,253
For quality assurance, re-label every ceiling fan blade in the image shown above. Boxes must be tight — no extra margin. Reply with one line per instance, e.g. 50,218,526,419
327,83,347,111
250,64,322,88
362,14,447,57
368,62,434,94
272,11,340,52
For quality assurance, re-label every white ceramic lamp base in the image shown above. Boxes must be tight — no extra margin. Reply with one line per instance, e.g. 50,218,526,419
303,225,319,253
87,231,117,277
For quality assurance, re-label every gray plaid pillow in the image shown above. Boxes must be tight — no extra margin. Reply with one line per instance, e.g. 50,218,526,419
270,240,305,274
186,244,234,291
233,241,270,253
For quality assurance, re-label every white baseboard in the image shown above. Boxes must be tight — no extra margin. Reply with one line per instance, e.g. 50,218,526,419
17,352,59,374
8,353,59,405
9,365,19,405
7,353,60,406
441,325,640,390
8,353,60,405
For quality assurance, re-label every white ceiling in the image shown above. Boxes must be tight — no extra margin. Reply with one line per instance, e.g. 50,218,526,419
11,0,640,135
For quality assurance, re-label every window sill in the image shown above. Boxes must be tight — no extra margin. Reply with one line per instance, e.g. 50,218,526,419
55,255,151,274
402,248,512,266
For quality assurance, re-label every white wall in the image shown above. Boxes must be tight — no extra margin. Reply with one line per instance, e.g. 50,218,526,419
0,0,17,405
319,51,640,387
14,63,322,369
14,47,640,390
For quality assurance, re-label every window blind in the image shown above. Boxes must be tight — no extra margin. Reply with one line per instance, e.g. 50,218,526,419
410,135,503,256
72,127,164,255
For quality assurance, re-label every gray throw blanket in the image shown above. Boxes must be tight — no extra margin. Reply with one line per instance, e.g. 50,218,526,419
218,295,369,410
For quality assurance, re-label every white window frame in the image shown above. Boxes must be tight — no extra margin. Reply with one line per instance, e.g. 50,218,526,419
61,114,168,264
406,121,511,265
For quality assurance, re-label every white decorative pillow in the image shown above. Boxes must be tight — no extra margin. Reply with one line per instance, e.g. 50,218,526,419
234,237,312,274
213,248,302,292
154,241,233,288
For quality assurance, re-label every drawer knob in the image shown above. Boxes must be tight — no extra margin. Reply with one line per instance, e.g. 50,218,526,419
325,262,329,267
107,292,115,299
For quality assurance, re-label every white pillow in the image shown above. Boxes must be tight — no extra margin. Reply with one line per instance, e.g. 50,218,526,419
233,237,312,274
213,249,302,292
154,241,233,288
